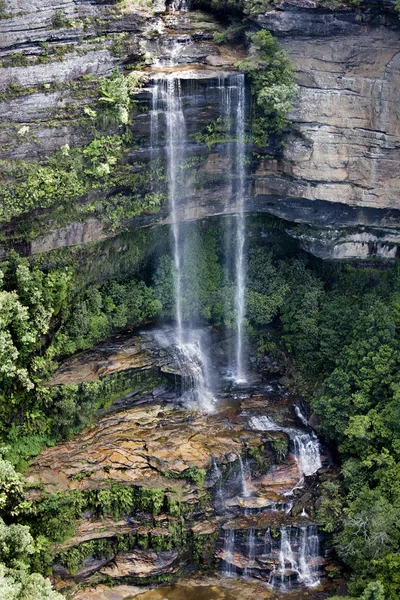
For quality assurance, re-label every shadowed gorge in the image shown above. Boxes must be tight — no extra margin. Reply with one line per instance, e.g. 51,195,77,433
0,0,400,599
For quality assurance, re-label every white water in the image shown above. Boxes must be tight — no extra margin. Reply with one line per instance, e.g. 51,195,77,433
243,528,256,577
212,458,224,506
233,75,246,383
165,76,185,344
269,525,320,590
249,415,322,477
216,75,247,382
151,75,216,412
291,431,322,477
263,528,272,555
294,404,309,427
174,338,215,412
223,529,236,577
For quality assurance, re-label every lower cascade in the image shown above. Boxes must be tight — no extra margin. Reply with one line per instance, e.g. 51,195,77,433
220,524,321,589
249,414,322,477
270,525,320,590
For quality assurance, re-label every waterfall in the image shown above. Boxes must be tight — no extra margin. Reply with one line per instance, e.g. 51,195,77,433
249,415,322,477
212,458,224,507
292,431,322,478
298,525,320,587
249,415,280,431
269,526,320,590
165,76,185,343
223,529,236,577
294,404,309,427
217,74,247,382
233,74,246,382
271,526,297,590
263,527,272,555
151,75,215,411
244,528,256,577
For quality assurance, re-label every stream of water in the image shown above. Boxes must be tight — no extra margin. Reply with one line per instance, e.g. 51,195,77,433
149,37,323,593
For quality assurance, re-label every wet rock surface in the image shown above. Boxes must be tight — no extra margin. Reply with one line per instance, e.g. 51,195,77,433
26,335,337,593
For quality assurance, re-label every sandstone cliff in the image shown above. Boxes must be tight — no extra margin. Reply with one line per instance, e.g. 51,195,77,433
1,0,400,260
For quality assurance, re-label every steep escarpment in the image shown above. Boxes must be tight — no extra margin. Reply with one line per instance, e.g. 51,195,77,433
1,0,400,260
253,3,400,256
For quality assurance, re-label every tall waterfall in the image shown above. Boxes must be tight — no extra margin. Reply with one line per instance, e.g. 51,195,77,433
150,72,249,406
218,74,247,381
233,75,246,382
165,76,185,343
151,75,214,411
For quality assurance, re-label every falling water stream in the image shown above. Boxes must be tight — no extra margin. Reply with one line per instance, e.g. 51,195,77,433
151,70,249,408
149,38,322,591
232,75,246,383
151,73,216,411
249,415,322,478
217,74,247,381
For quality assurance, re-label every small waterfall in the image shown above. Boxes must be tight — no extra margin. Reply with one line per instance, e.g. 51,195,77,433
298,525,320,587
217,74,247,381
212,458,224,507
174,339,215,412
294,405,309,427
271,526,297,590
292,432,322,478
244,528,256,577
238,455,250,498
249,415,322,477
269,526,320,590
263,528,272,555
165,75,185,343
249,415,280,431
223,529,236,577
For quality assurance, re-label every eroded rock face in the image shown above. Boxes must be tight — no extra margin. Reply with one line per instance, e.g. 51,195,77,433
256,7,400,212
26,402,249,493
2,1,400,259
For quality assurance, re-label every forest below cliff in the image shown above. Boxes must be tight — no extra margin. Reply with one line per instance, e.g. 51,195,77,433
0,222,400,598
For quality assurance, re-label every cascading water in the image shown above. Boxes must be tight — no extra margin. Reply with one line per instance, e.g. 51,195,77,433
249,415,322,477
212,458,224,508
223,529,236,577
269,525,320,590
295,404,309,427
299,525,320,587
150,73,215,411
263,528,272,555
292,431,322,477
243,528,256,577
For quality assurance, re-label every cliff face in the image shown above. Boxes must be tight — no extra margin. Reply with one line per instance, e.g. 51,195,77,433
255,4,400,210
1,0,400,260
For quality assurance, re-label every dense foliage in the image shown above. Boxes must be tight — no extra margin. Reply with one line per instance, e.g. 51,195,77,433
153,219,400,599
236,30,298,148
0,69,162,237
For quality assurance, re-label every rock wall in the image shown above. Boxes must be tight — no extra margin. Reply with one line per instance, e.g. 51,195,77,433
255,3,400,214
1,0,400,260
